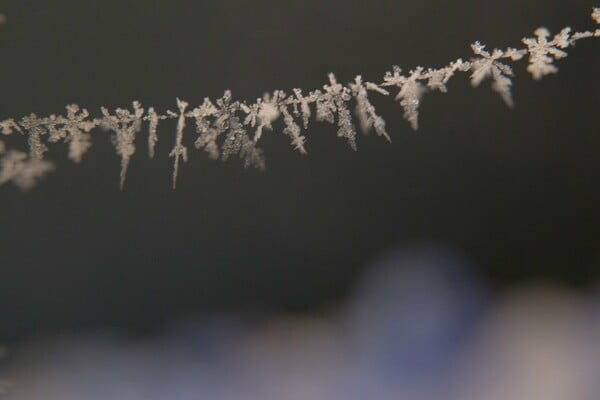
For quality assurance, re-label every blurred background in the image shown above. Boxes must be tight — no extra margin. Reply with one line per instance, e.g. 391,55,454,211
0,0,599,398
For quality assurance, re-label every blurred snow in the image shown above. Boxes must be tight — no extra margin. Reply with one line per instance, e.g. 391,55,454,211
2,244,599,400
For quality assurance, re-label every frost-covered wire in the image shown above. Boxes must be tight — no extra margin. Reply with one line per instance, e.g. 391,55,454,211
1,8,600,190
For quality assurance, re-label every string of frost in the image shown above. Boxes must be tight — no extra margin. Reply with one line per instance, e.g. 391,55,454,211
1,8,600,190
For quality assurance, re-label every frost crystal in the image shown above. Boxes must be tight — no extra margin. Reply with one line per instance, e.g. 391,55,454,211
424,59,471,93
277,92,307,154
522,28,571,80
220,108,265,169
47,104,98,163
221,117,244,161
469,42,526,108
0,119,22,135
191,91,266,171
314,73,357,150
0,143,54,190
350,76,389,141
241,95,280,143
593,8,600,24
292,88,312,129
19,114,49,160
145,107,168,159
100,101,144,190
169,99,189,189
382,66,427,130
190,97,219,159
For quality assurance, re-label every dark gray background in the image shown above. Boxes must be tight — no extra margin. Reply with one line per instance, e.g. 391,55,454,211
1,0,600,342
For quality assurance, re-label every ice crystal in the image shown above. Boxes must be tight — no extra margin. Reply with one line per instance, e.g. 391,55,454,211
100,101,144,190
241,95,280,143
382,66,429,130
19,114,50,160
314,73,357,150
145,107,168,159
350,76,389,141
522,28,571,80
189,97,219,160
169,99,189,189
469,42,526,108
47,104,98,163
